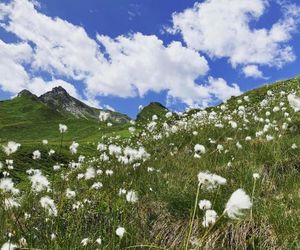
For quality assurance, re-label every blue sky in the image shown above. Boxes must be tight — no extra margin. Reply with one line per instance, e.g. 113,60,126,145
0,0,299,118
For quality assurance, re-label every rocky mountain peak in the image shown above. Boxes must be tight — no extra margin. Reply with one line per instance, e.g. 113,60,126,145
37,86,130,123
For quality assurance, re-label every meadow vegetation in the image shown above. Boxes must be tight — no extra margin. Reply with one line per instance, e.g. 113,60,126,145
0,77,300,249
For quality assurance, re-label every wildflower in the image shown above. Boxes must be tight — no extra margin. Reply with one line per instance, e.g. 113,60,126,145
202,209,218,228
51,233,56,240
116,227,126,238
225,189,252,219
0,178,19,194
48,149,55,156
165,112,172,118
128,127,136,133
287,93,300,112
291,143,297,149
40,196,58,216
69,141,79,154
42,140,48,145
118,188,127,196
198,199,212,210
229,121,237,128
29,170,50,192
66,188,76,198
197,172,226,190
78,155,85,163
105,169,113,176
2,141,21,156
217,144,224,152
32,150,41,160
81,238,89,246
126,190,138,203
253,173,260,180
85,167,95,180
1,242,18,250
91,182,103,190
96,237,102,245
19,237,27,247
266,135,274,141
4,198,20,210
59,124,68,133
194,144,205,154
53,164,61,171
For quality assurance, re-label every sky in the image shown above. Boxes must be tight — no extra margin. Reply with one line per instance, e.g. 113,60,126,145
0,0,299,118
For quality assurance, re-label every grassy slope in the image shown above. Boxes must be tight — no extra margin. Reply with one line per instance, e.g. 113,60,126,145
0,76,300,249
0,95,130,143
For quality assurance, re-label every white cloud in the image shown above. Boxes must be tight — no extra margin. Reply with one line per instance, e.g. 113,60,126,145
27,78,81,99
242,65,265,79
0,0,242,108
171,0,300,68
0,39,32,92
206,77,242,102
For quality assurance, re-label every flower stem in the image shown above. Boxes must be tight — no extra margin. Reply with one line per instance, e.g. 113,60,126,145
185,183,201,250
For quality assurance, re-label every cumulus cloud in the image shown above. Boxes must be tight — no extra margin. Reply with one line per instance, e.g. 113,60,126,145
242,65,266,79
0,40,32,92
0,0,242,108
171,0,300,69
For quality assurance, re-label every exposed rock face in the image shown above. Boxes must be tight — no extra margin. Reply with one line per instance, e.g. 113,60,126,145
17,87,130,124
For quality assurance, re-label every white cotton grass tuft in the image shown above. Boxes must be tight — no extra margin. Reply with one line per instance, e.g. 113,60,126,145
95,237,102,245
81,238,89,246
28,169,50,192
2,141,21,156
1,241,18,250
69,141,79,154
0,178,20,195
126,190,138,203
59,124,68,133
194,144,206,154
116,226,126,238
4,197,21,210
202,209,218,228
42,139,48,145
198,199,212,210
40,196,58,216
197,171,226,190
252,173,260,180
225,189,252,219
32,150,41,160
287,93,300,112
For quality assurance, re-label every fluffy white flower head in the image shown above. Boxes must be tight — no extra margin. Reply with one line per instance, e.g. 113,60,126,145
225,189,252,219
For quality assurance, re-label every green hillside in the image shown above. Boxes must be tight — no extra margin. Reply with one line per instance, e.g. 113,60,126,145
0,93,130,143
0,76,300,249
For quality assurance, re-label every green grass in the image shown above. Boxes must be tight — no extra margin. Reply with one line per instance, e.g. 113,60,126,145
0,76,300,249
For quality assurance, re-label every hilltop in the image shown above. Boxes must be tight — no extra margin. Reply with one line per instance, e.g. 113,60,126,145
0,76,300,249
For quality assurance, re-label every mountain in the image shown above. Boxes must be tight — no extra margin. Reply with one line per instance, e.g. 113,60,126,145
0,87,131,142
136,102,169,122
38,86,129,123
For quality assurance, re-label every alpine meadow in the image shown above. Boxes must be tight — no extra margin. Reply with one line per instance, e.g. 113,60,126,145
1,77,300,249
1,0,300,249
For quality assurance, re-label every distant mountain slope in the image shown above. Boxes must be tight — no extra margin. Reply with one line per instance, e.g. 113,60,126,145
38,86,130,123
0,87,131,142
136,102,169,122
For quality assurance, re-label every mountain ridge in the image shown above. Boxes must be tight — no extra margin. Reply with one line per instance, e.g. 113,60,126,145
15,86,130,124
